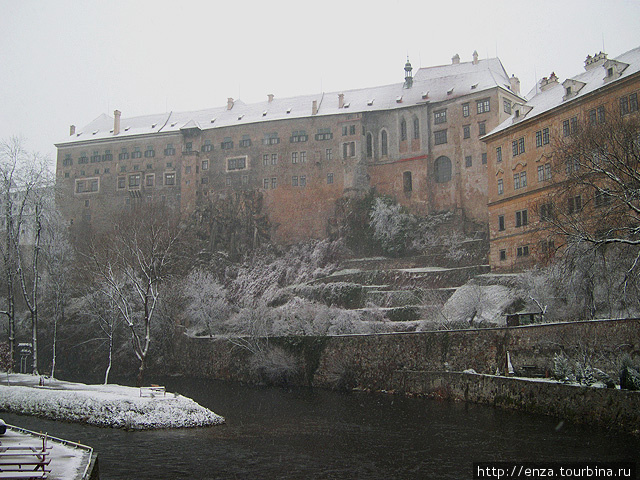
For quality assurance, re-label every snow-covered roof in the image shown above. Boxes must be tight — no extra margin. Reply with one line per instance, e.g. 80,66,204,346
57,58,515,146
486,45,640,138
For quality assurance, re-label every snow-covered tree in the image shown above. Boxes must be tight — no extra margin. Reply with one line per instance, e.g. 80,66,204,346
182,269,231,337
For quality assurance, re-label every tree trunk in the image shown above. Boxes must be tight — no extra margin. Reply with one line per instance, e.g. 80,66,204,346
104,330,113,385
136,356,146,387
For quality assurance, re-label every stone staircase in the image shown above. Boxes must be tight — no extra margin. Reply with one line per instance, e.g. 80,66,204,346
308,238,490,330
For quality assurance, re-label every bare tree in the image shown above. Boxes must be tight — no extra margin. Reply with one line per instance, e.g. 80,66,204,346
544,111,640,271
0,136,52,374
85,203,184,386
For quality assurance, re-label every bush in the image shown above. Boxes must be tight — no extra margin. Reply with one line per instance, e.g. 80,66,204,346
250,346,300,386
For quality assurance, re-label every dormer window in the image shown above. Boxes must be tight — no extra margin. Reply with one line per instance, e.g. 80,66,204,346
607,67,614,77
562,79,586,101
565,86,572,96
603,59,629,82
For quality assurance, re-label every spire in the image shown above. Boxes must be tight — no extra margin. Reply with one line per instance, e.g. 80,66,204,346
404,56,413,89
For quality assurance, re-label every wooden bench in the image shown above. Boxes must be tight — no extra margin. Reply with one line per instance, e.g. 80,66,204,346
0,472,48,479
139,385,165,397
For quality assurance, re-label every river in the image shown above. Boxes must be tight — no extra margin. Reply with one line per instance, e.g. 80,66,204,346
2,377,639,479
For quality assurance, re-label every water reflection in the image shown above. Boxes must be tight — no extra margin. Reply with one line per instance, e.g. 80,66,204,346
2,377,638,479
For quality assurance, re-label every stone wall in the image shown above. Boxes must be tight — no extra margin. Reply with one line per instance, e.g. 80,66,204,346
167,318,640,432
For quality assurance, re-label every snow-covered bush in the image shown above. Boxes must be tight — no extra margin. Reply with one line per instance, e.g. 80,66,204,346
182,269,232,337
369,197,415,256
249,346,300,386
291,282,364,309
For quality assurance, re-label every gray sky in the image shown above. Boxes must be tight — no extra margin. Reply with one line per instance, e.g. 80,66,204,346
2,0,640,162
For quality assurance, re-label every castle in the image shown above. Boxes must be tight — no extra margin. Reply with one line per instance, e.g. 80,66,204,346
55,52,522,244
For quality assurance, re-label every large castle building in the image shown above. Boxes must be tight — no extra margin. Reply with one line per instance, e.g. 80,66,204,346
55,53,522,244
483,46,640,271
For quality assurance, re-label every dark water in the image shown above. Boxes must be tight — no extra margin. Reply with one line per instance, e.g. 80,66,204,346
2,377,639,479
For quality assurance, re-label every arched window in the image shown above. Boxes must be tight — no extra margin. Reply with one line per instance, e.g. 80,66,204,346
366,133,373,158
435,156,452,183
400,118,407,141
381,130,388,156
413,117,420,139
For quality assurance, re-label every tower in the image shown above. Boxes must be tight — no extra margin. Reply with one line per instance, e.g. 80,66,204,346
404,57,413,89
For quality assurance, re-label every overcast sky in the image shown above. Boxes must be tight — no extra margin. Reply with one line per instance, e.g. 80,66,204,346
2,0,640,162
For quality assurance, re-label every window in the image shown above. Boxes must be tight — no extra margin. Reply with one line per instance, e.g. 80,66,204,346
496,147,502,163
481,153,487,165
478,122,486,136
263,178,269,189
540,240,555,255
326,148,332,161
381,130,388,156
292,176,298,187
413,118,420,139
202,139,213,152
366,133,373,158
271,177,277,189
595,189,611,208
227,156,247,171
131,147,142,159
519,137,525,154
202,159,209,170
540,203,553,221
465,156,472,168
566,157,580,175
477,98,490,113
499,250,507,261
300,175,307,187
146,164,153,170
201,177,209,184
497,178,503,195
631,93,638,113
144,146,155,158
118,177,125,189
463,125,470,139
145,174,155,187
185,166,192,174
64,172,70,178
570,116,578,135
434,156,452,183
434,130,447,145
316,128,333,141
225,177,231,186
515,209,528,227
498,215,505,231
240,136,251,148
63,155,73,167
262,154,269,166
536,130,543,147
75,180,86,193
342,142,355,159
542,127,550,145
263,133,280,145
516,246,529,257
564,116,578,136
103,150,113,161
462,103,470,117
512,140,518,157
164,144,175,156
400,118,407,140
403,171,412,192
292,152,298,164
503,99,512,114
119,148,129,160
221,137,234,150
620,96,629,115
349,125,356,135
290,130,308,143
434,110,447,125
589,109,597,125
241,175,248,185
597,105,606,123
164,172,176,186
538,163,552,182
78,152,88,164
568,195,582,214
129,173,141,188
271,154,278,165
327,173,334,184
342,126,348,136
166,162,172,168
300,151,306,163
563,119,570,137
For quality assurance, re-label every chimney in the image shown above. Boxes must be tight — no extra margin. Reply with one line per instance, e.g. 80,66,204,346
312,100,318,115
113,110,121,135
584,51,607,70
472,50,479,65
70,125,76,136
452,53,460,65
539,72,559,92
338,93,345,109
227,97,234,110
509,74,521,95
268,94,274,103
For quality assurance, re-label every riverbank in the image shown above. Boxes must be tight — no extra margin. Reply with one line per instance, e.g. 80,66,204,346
0,373,224,429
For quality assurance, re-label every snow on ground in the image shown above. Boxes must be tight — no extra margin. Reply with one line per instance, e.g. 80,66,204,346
0,373,224,430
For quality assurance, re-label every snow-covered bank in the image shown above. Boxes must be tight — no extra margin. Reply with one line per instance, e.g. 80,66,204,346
0,374,224,429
